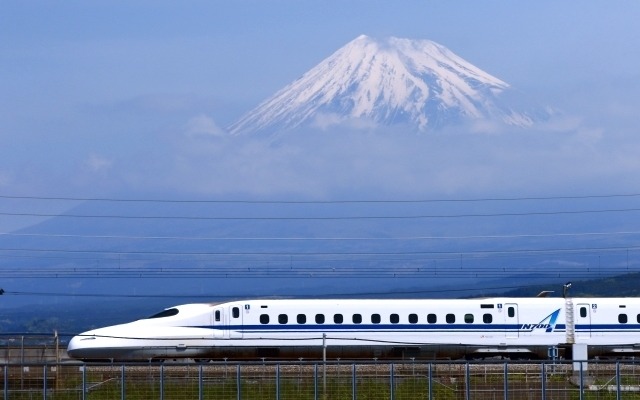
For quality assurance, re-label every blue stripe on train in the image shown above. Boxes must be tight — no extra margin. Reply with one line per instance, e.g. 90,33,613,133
190,323,640,334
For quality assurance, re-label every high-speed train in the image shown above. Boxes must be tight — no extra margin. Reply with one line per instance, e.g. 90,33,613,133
67,297,640,361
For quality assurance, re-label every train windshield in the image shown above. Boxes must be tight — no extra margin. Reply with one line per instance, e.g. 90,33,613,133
145,308,179,319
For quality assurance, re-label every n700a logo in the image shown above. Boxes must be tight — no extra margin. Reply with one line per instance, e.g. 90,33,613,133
519,309,560,333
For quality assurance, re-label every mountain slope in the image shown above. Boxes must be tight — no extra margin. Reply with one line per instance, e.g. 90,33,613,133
229,35,545,135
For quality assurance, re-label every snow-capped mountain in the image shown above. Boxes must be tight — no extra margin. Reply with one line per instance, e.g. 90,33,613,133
229,35,548,136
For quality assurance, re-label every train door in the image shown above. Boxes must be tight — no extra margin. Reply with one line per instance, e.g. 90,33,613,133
504,303,519,338
229,305,243,339
213,307,226,338
576,303,591,338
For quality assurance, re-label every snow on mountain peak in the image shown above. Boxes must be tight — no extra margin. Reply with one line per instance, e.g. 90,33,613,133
229,35,544,135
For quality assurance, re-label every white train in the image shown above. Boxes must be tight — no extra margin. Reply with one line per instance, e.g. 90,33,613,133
66,297,640,361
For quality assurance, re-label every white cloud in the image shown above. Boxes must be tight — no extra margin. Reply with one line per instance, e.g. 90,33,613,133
311,113,343,130
185,114,226,137
467,118,506,135
137,115,640,199
311,113,378,131
3,95,639,202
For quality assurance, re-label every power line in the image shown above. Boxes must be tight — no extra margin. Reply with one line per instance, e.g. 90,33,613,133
2,207,640,221
0,248,630,264
0,248,636,278
0,243,639,257
0,284,543,299
0,267,629,279
2,230,640,241
0,244,638,271
2,193,640,204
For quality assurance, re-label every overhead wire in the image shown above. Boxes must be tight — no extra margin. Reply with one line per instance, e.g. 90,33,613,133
2,192,640,203
0,284,571,299
1,230,640,241
0,192,638,285
0,243,638,257
2,207,640,220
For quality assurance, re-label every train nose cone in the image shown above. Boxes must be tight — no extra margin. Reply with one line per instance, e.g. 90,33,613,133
66,335,84,359
66,334,96,359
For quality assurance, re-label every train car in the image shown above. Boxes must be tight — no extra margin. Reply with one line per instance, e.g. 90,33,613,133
66,297,640,361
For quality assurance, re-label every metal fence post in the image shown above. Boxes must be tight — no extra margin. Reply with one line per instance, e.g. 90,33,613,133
121,364,126,400
503,362,508,400
3,364,7,399
390,362,394,400
352,363,356,400
579,361,583,400
465,362,470,400
199,363,203,400
276,364,280,400
160,364,164,400
82,365,86,400
314,363,318,400
616,361,621,400
428,363,432,400
236,364,241,400
43,364,47,400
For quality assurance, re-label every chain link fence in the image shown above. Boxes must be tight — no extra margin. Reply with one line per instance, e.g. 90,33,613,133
2,360,640,399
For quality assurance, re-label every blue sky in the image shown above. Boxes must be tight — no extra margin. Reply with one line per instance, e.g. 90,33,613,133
4,1,638,108
2,1,640,306
1,1,640,204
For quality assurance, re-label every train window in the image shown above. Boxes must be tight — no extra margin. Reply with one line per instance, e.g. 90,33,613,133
278,314,288,324
232,307,240,318
297,314,306,324
390,314,399,324
507,307,515,318
483,314,493,323
464,314,474,323
316,314,325,324
580,307,587,318
215,310,221,322
427,314,437,323
637,314,640,323
334,314,343,324
146,308,179,319
619,314,628,324
352,314,362,324
260,314,270,324
371,314,381,324
409,314,418,324
446,314,455,324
